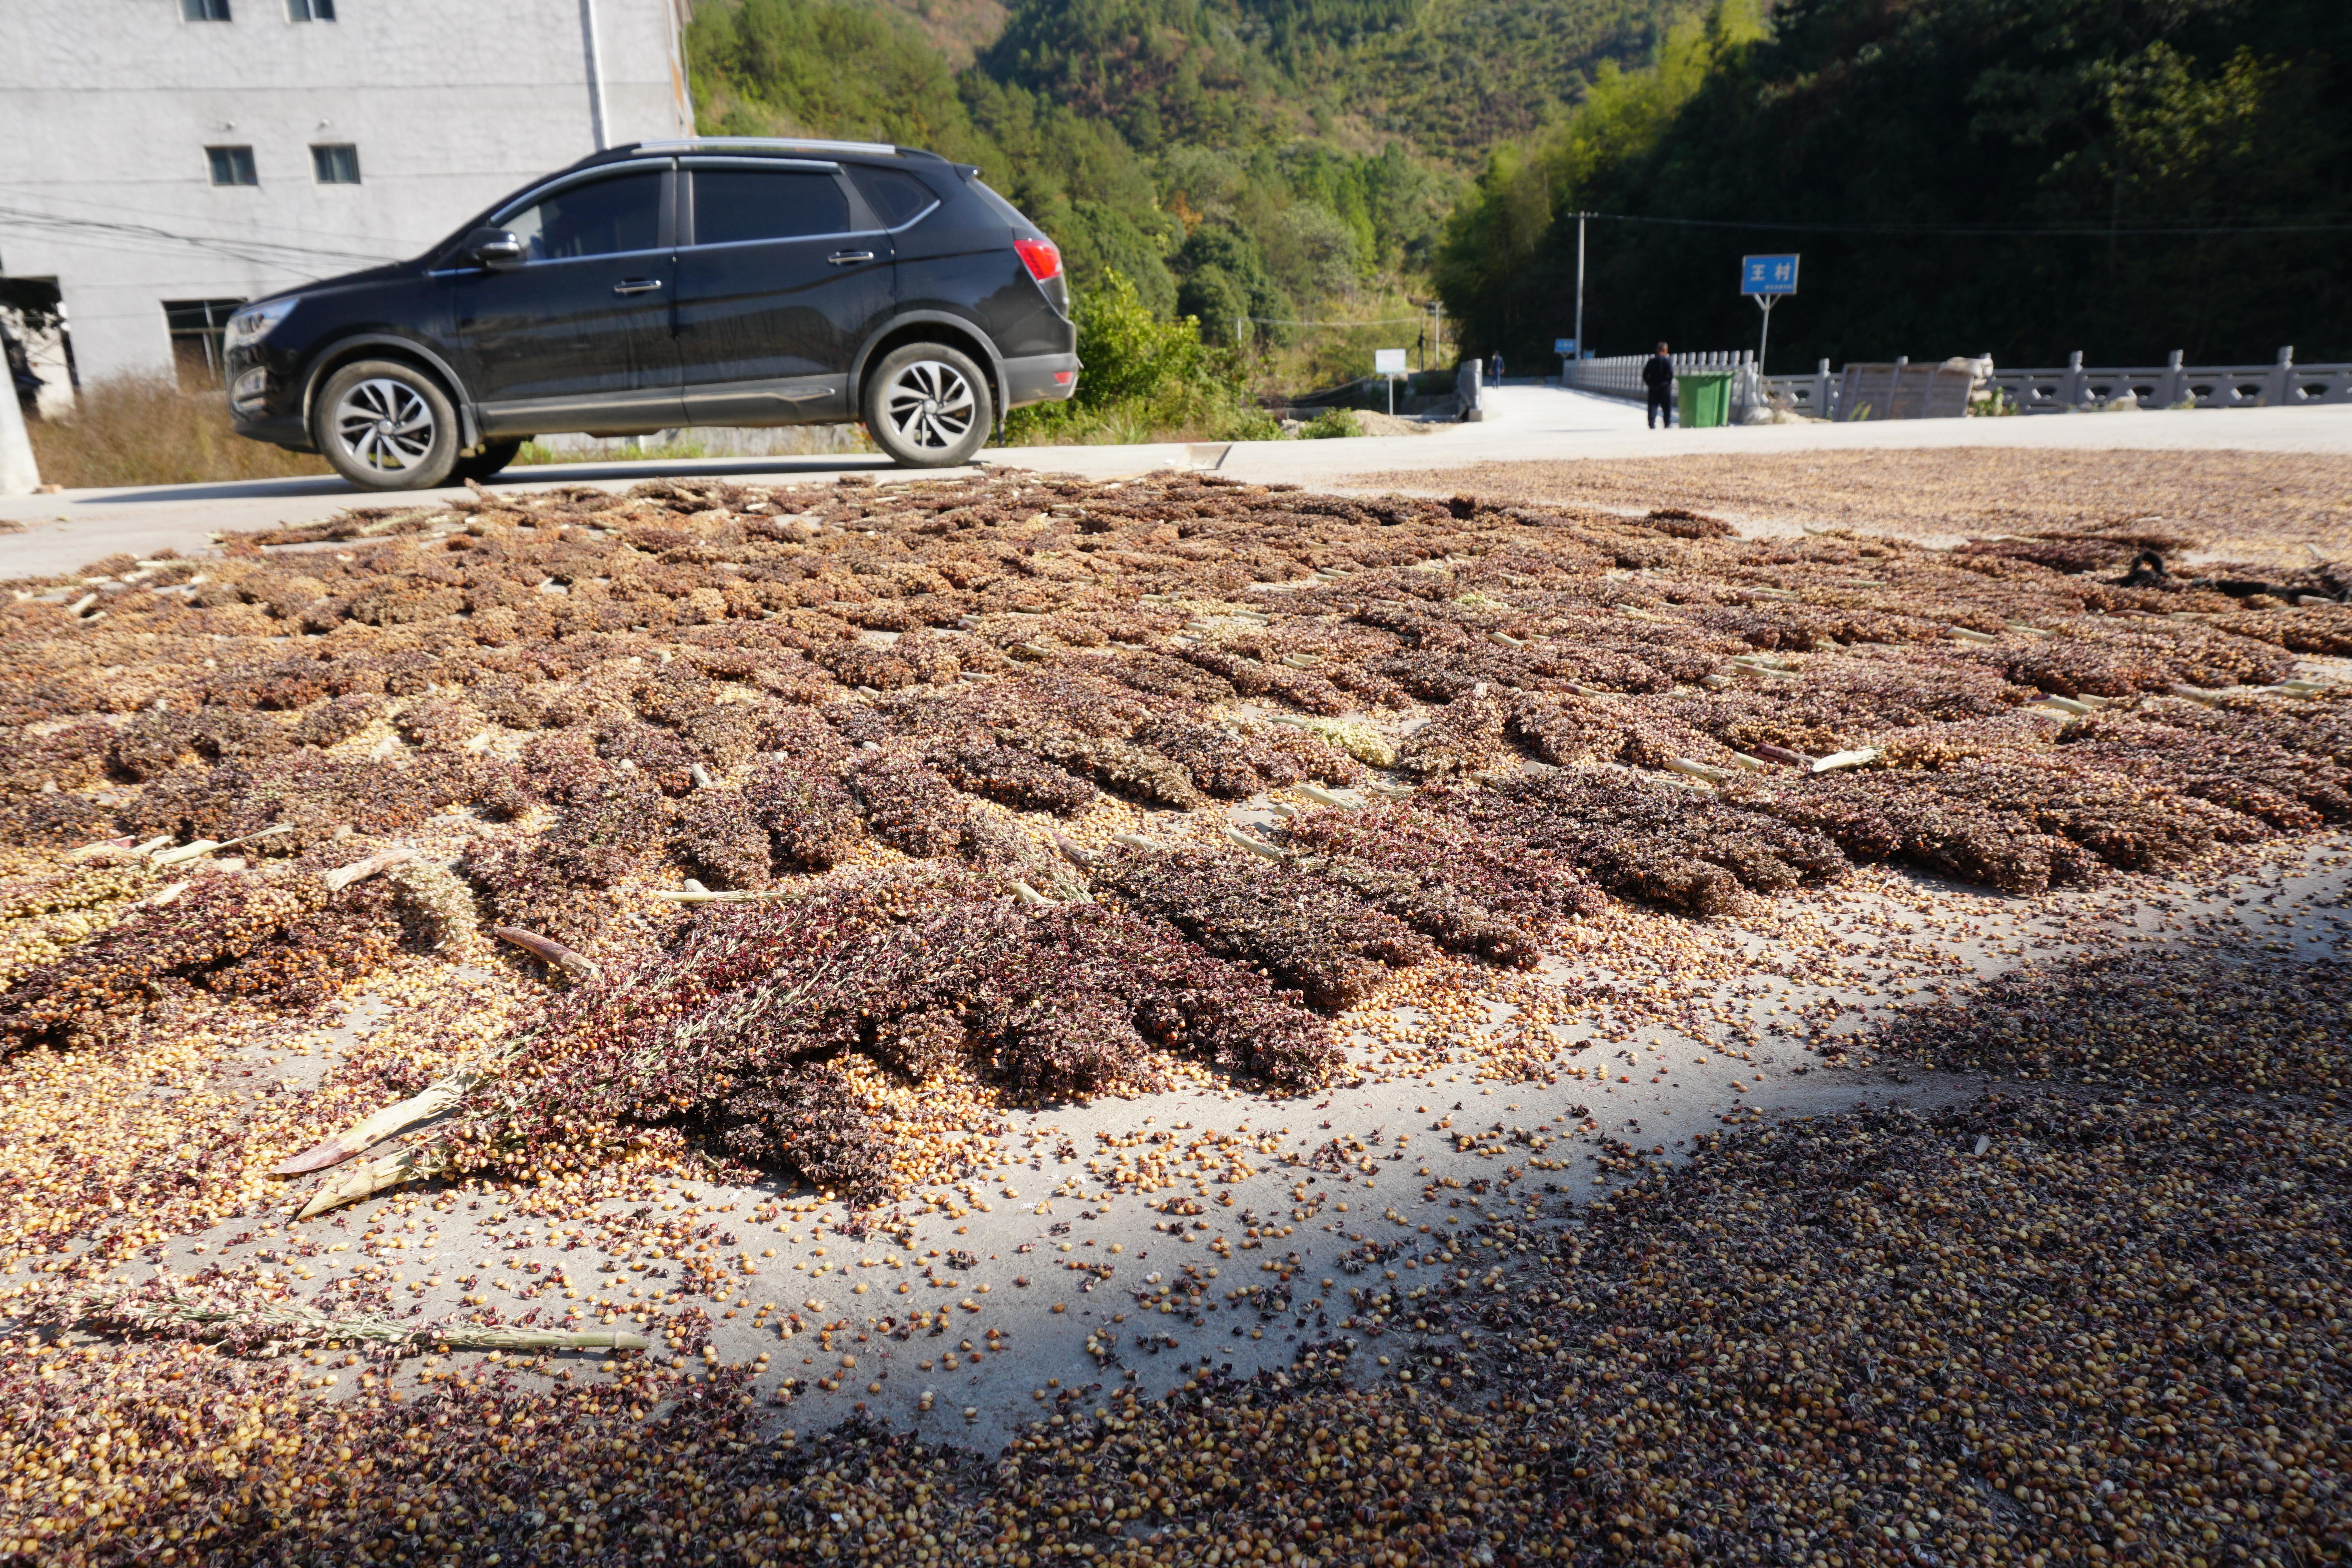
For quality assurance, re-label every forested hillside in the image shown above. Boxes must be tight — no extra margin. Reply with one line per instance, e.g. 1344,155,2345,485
687,0,2351,415
686,0,1700,350
1437,0,2352,369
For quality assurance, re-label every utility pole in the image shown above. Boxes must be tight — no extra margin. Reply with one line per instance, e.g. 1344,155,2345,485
0,373,40,496
579,0,610,150
1572,212,1587,369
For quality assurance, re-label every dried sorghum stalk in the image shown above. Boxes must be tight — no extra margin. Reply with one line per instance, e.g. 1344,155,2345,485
743,750,865,870
848,751,968,858
1424,770,1848,915
21,1274,648,1354
1091,843,1432,1010
673,788,775,889
932,741,1097,816
1396,687,1506,779
1278,800,1606,938
0,863,403,1048
1748,770,2101,895
999,729,1207,811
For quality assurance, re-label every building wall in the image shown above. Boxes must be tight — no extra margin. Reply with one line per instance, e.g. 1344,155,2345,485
0,0,693,391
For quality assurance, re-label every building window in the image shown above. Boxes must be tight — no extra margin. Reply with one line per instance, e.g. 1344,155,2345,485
183,0,232,20
288,0,336,17
163,299,246,390
312,144,361,184
207,146,258,186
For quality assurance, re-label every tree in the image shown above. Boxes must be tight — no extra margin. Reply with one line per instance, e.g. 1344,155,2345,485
1437,0,2352,365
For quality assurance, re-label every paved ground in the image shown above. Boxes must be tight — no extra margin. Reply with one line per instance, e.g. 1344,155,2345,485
15,410,2350,1445
8,386,2352,577
126,834,2352,1447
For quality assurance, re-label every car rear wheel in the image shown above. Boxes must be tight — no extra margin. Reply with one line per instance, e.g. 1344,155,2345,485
313,359,459,491
452,438,525,484
863,343,993,468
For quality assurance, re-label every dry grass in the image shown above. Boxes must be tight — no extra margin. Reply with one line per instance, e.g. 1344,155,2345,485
1356,447,2352,569
25,374,330,490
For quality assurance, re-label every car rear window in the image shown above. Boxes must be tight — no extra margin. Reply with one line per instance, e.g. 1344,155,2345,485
690,168,851,246
847,166,940,227
967,180,1029,230
507,171,663,261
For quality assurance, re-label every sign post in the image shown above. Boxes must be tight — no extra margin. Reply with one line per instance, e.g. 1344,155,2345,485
1374,348,1407,416
1739,253,1798,374
1553,338,1577,386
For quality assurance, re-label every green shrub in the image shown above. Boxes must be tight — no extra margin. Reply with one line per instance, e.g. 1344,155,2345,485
1300,407,1364,439
1004,269,1268,444
1217,406,1287,442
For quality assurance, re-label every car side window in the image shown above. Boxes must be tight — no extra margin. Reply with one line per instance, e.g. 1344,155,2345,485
690,169,851,247
505,172,663,262
847,167,939,228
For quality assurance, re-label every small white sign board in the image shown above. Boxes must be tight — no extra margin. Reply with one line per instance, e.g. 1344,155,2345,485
1374,348,1408,376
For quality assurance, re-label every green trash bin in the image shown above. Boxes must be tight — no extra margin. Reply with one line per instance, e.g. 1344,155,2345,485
1678,371,1734,429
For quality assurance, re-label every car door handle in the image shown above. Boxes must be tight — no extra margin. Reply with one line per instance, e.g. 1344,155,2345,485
828,250,876,266
612,278,663,295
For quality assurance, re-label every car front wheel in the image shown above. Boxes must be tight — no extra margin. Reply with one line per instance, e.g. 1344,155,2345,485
313,359,459,491
863,343,993,468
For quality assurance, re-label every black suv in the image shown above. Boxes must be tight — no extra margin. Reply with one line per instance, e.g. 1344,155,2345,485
224,139,1079,488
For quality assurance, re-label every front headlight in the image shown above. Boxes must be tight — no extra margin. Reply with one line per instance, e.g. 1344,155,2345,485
223,297,299,354
230,367,270,415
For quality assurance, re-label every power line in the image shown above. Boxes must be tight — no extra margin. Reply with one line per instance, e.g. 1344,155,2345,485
0,215,307,273
2,205,391,265
1578,209,2352,237
0,181,452,256
0,203,395,273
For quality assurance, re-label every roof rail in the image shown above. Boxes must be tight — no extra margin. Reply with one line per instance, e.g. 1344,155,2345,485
629,137,903,158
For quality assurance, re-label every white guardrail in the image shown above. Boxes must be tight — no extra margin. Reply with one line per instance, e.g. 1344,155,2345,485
1562,346,2352,421
1562,350,1756,405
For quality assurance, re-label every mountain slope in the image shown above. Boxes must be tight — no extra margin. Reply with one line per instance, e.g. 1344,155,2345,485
688,0,1700,352
1436,0,2352,366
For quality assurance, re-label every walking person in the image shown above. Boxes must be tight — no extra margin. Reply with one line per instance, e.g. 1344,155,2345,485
1642,343,1675,428
1489,350,1504,387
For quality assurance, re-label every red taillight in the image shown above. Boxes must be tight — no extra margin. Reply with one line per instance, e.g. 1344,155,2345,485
1014,237,1062,283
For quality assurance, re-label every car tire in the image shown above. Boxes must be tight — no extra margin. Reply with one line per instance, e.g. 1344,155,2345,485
862,343,993,468
312,359,460,491
452,438,525,484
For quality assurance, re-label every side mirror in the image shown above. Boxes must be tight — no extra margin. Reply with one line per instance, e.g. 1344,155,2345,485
466,227,524,269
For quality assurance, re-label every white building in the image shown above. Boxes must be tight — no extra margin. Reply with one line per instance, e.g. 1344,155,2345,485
0,0,695,405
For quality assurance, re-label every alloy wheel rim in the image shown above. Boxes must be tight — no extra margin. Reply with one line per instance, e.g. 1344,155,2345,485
881,360,976,450
334,378,436,472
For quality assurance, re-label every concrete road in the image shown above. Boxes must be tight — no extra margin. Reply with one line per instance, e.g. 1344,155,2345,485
8,386,2352,577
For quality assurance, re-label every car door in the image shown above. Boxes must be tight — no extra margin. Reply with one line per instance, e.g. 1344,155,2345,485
672,158,894,423
446,162,683,437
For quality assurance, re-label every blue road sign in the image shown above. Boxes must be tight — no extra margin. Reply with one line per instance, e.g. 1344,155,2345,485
1741,254,1799,295
1553,337,1577,354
